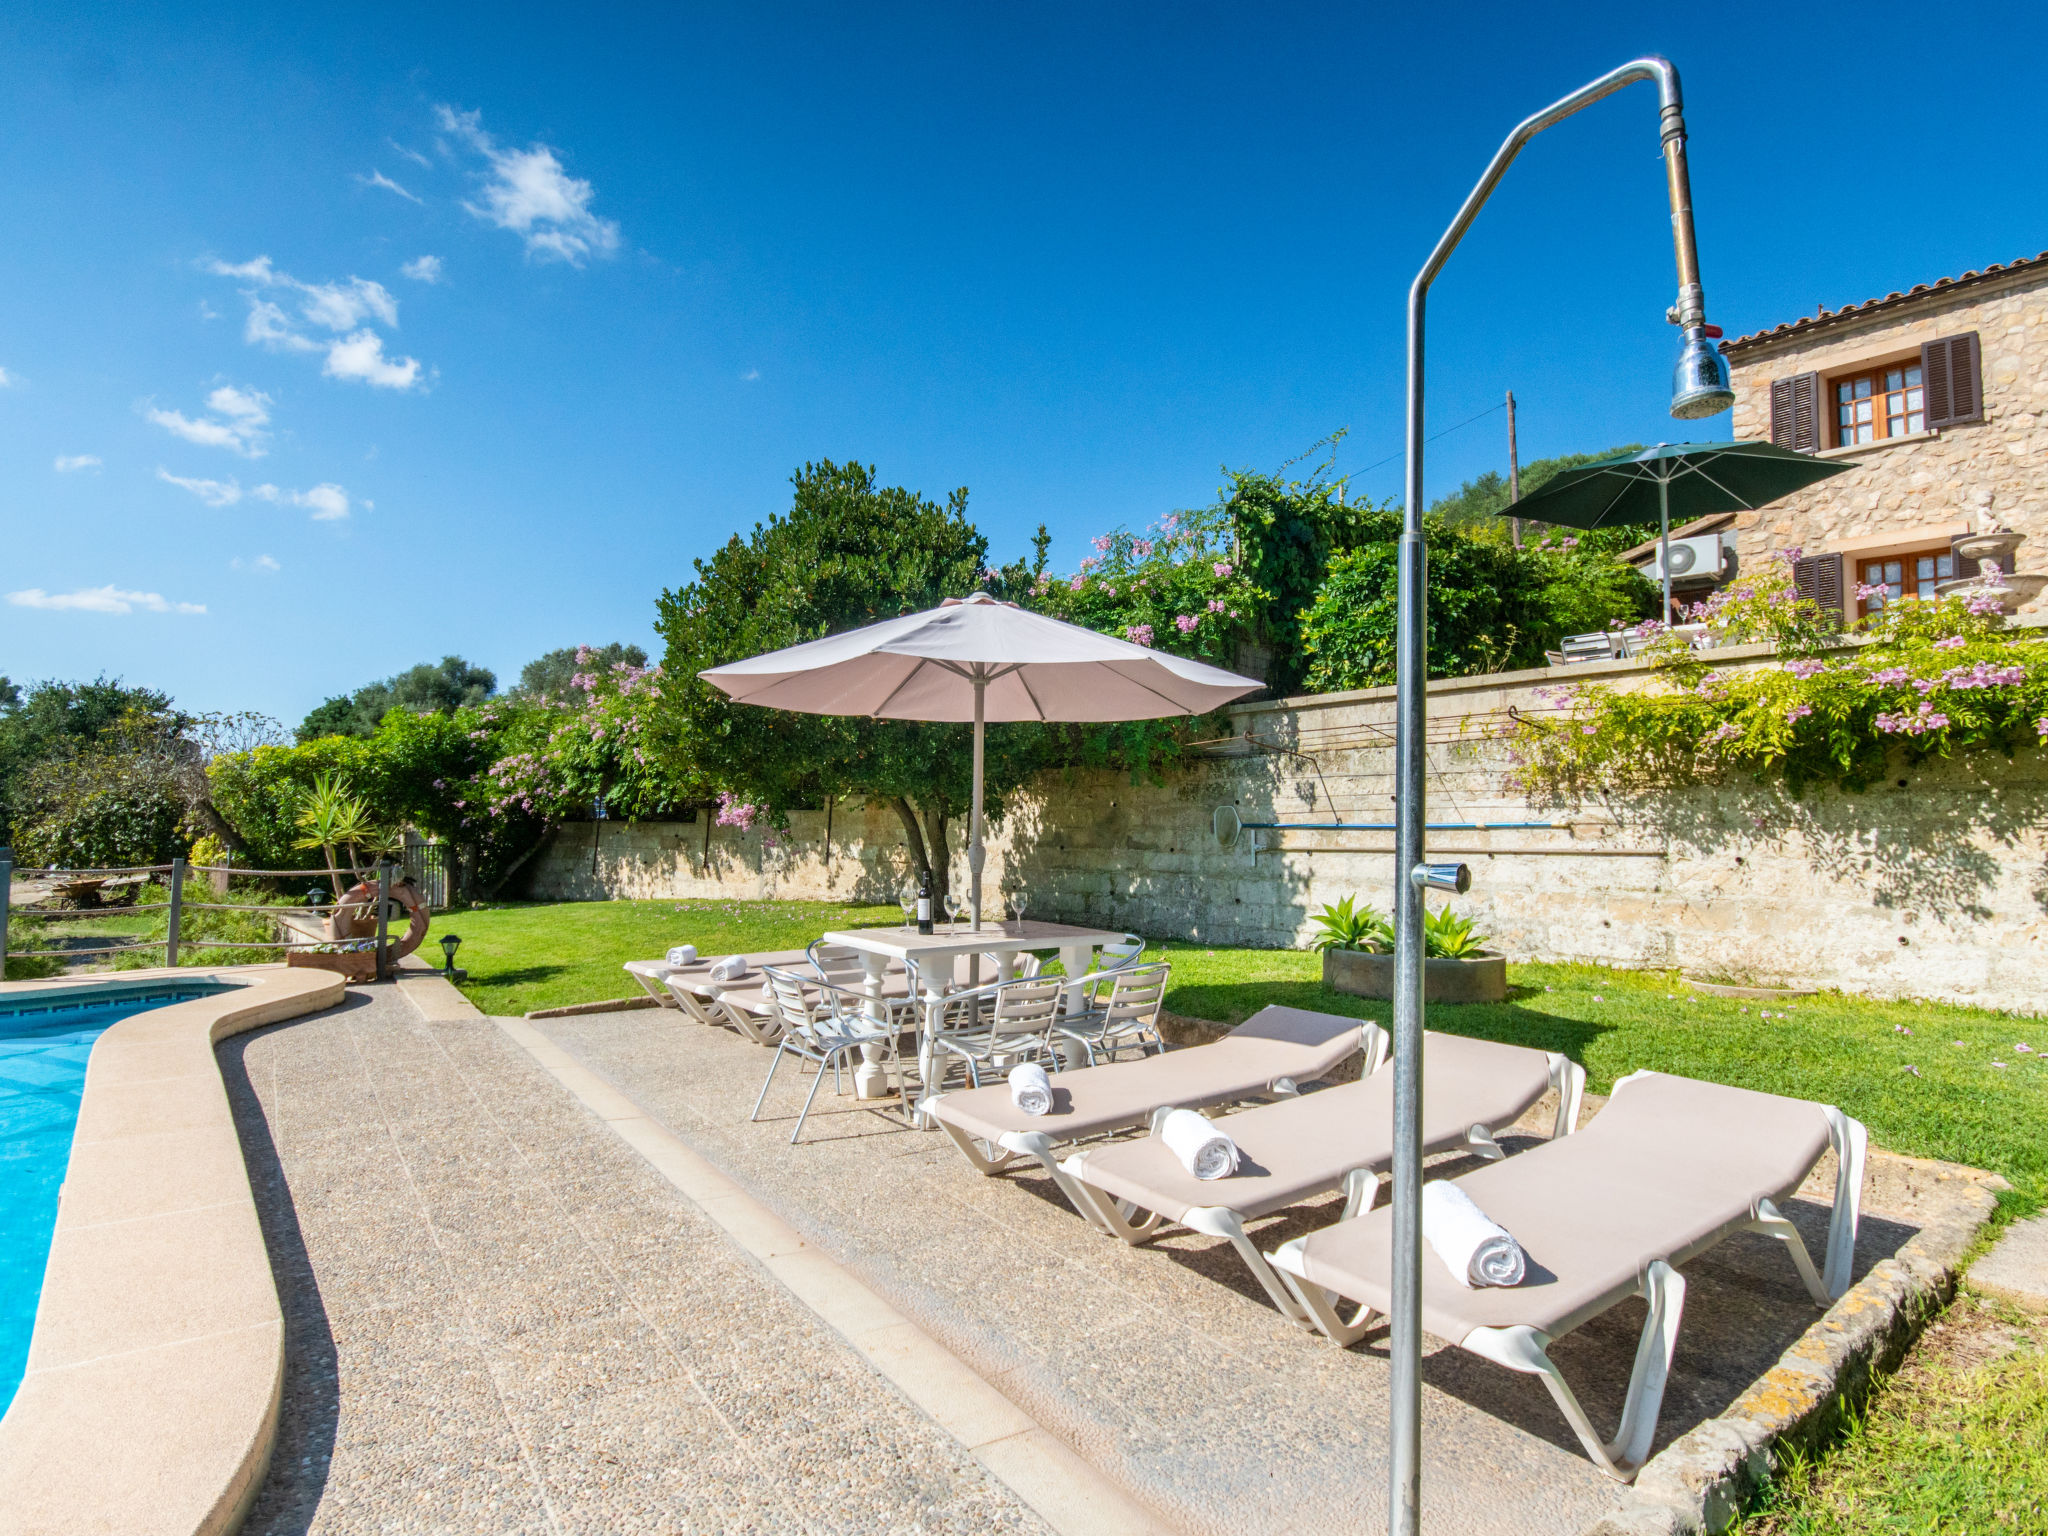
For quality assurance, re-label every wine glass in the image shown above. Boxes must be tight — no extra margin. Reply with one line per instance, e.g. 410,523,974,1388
944,890,964,931
899,886,917,932
1009,891,1028,931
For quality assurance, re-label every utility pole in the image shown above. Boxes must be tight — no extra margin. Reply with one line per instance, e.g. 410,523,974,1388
1506,390,1523,547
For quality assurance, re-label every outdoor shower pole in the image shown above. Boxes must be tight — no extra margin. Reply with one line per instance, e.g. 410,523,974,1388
1394,56,1704,1536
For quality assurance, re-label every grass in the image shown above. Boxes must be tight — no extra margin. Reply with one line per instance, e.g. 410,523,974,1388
1734,1295,2046,1534
436,899,2048,1213
6,880,292,975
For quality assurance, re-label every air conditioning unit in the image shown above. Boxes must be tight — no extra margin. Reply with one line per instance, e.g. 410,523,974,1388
1640,533,1737,585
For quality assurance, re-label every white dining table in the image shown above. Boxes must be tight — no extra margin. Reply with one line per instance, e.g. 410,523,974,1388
816,919,1130,1109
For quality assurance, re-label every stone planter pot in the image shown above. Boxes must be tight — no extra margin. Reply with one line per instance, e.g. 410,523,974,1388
1321,948,1508,1004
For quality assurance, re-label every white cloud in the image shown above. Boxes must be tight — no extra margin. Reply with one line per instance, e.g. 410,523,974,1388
0,365,16,387
400,255,443,284
203,256,424,388
144,384,271,456
321,332,421,390
356,169,421,203
742,368,761,382
253,481,350,520
158,468,244,506
54,454,102,472
8,585,205,615
231,554,282,573
435,104,620,266
389,139,433,169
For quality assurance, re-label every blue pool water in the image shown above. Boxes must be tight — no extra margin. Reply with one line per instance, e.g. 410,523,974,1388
0,983,230,1417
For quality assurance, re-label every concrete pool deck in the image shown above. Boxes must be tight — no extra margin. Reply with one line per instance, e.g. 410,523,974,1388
224,979,1078,1534
73,967,1993,1536
0,966,343,1536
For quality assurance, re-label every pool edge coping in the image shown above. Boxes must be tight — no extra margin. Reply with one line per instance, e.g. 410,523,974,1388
0,964,345,1536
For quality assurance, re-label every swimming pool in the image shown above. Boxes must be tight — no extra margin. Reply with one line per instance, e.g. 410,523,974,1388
0,981,232,1417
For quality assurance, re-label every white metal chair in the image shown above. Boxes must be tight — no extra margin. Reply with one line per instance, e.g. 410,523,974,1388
924,973,1065,1093
749,966,908,1142
1053,961,1170,1066
807,940,921,1030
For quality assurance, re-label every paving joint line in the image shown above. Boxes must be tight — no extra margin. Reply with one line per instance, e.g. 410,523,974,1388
391,969,1177,1536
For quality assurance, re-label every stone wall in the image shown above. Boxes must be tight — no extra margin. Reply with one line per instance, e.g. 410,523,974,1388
528,648,2048,1012
1723,263,2048,605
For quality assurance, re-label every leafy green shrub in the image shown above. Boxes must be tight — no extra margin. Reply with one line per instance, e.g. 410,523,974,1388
1308,895,1394,953
1298,519,1653,692
1422,906,1490,959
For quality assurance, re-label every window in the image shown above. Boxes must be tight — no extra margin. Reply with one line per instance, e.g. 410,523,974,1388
1834,364,1924,447
1857,547,1954,614
1769,329,1982,452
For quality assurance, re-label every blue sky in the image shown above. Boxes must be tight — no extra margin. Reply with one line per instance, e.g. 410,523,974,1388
3,3,2043,724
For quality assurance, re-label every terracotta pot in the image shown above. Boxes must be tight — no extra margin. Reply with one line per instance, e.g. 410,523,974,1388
1321,948,1508,1004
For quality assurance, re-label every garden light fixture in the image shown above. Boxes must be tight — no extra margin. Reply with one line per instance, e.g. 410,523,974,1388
439,932,464,979
1390,56,1724,1535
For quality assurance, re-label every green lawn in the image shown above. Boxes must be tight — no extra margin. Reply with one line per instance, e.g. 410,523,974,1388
1735,1297,2046,1534
439,898,2047,1213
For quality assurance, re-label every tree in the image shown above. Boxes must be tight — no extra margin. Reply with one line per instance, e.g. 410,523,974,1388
9,710,193,870
655,459,1025,904
1430,444,1653,552
512,642,649,701
0,677,185,846
296,655,497,740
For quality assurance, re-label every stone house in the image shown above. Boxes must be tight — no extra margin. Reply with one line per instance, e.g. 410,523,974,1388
1626,250,2048,619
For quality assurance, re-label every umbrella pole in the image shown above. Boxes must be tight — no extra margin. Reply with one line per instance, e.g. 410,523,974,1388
1660,476,1673,626
969,672,986,933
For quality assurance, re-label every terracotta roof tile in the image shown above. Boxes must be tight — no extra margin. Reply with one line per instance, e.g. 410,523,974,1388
1721,252,2048,354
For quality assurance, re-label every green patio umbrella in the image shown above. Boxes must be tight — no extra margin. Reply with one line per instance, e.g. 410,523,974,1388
1504,440,1854,621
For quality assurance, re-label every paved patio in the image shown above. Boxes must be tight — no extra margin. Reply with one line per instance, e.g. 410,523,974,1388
219,983,1986,1535
537,1004,1972,1536
223,986,1048,1534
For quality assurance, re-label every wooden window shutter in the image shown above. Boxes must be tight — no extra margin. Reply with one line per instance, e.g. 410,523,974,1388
1770,372,1822,451
1922,332,1984,428
1792,552,1845,623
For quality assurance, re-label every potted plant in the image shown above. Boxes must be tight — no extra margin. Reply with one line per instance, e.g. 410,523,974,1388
1311,896,1507,1004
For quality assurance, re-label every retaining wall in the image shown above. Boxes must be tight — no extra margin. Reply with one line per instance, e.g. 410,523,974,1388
528,647,2048,1011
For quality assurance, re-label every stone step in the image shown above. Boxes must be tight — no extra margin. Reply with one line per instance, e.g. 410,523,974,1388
1969,1213,2048,1312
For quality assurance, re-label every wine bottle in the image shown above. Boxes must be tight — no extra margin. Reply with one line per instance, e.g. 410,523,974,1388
917,870,934,935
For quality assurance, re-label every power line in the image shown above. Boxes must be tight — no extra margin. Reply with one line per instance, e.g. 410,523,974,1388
1350,399,1508,482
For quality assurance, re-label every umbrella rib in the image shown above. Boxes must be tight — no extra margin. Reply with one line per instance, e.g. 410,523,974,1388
868,660,933,719
1105,663,1203,716
1680,459,1761,509
1015,668,1050,722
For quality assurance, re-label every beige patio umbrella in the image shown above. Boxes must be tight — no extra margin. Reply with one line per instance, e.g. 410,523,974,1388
699,592,1264,929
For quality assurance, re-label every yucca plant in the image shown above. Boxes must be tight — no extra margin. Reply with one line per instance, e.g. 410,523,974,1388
292,771,383,898
1422,905,1490,960
1308,895,1394,954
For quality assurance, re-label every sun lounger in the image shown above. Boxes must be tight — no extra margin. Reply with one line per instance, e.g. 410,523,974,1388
1266,1069,1868,1481
658,949,814,1044
1059,1032,1583,1323
624,958,690,1005
924,1005,1384,1219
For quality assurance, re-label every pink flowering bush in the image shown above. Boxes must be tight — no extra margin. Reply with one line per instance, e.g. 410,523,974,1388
1028,499,1264,669
1508,556,2048,798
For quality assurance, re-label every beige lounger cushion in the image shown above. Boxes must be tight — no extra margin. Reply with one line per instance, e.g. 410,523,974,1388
932,1004,1365,1145
1288,1072,1833,1344
1071,1032,1555,1224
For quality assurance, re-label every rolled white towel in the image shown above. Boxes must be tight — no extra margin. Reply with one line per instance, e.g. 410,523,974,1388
706,955,749,982
1008,1062,1053,1116
1158,1108,1239,1181
665,944,699,967
1422,1180,1526,1288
